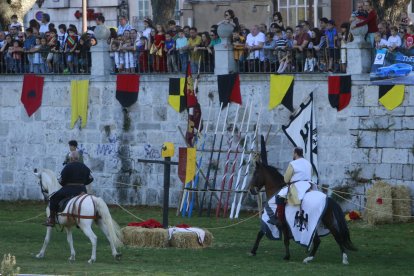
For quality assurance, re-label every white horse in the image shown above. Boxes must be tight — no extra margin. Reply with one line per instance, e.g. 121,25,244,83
34,168,123,264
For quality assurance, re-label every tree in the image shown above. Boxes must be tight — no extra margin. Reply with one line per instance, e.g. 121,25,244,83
151,0,176,26
0,0,37,31
373,0,410,24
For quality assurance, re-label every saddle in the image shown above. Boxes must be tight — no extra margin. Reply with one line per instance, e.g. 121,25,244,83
58,193,100,223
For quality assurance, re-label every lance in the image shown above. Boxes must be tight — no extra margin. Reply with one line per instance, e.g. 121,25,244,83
229,101,254,219
215,104,240,218
183,101,213,217
206,103,230,216
198,102,223,217
234,103,262,218
222,102,249,218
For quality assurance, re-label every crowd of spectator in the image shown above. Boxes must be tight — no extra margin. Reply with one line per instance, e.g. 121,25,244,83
0,0,412,75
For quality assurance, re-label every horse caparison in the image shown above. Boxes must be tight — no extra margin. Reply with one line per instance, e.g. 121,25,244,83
248,162,357,264
34,168,123,263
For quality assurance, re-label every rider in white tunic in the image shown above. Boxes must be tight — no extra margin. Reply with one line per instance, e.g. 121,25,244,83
278,147,312,203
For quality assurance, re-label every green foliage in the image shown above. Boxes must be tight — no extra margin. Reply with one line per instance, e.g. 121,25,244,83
1,201,414,275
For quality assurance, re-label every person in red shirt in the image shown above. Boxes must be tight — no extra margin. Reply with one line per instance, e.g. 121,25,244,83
352,0,378,47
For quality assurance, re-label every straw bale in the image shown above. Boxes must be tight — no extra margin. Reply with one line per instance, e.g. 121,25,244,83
392,185,412,223
365,181,393,225
122,227,169,248
169,229,213,249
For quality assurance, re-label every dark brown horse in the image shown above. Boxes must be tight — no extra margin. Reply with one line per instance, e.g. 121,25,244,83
248,161,357,264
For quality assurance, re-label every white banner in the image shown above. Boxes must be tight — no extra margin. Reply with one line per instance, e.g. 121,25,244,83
282,93,318,181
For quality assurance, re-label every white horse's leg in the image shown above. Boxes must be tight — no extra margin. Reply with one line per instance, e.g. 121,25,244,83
36,226,52,258
65,227,76,262
342,253,349,265
97,219,120,259
79,221,97,264
303,256,314,264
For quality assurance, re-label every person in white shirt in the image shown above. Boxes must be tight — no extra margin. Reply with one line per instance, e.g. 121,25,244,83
245,25,265,63
387,26,401,52
117,16,132,36
10,14,22,32
39,13,50,34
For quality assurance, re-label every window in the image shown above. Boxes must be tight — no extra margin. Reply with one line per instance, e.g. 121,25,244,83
137,0,150,20
278,0,309,27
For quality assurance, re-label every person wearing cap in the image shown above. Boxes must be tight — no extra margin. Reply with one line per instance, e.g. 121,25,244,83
63,140,84,165
275,147,313,225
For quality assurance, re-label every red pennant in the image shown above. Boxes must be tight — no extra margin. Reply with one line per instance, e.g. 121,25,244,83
21,74,44,117
185,62,198,108
328,75,351,111
116,74,140,107
376,198,383,205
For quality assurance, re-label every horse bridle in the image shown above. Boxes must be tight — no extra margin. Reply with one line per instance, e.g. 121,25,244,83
35,169,51,202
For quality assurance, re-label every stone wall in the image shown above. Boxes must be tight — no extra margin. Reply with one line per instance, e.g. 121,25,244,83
0,74,413,212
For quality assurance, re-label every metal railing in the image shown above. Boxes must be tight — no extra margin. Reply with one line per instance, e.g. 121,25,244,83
0,51,91,75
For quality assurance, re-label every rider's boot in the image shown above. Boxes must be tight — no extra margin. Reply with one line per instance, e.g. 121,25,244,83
276,196,286,228
43,210,57,227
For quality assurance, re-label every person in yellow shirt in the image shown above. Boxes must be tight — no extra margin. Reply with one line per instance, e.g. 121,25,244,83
187,27,202,73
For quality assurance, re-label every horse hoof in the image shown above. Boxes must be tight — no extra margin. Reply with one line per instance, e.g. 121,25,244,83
283,255,290,261
68,256,75,262
35,253,44,259
88,259,96,264
303,256,314,264
342,253,349,265
248,252,256,257
115,253,122,261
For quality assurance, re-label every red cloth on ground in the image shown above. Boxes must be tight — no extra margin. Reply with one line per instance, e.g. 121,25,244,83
127,219,163,228
175,223,191,228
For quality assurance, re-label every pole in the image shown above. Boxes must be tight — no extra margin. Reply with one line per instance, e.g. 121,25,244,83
222,102,249,217
198,102,223,216
229,101,253,219
234,104,262,218
215,104,240,217
162,157,171,228
82,0,88,33
206,104,230,216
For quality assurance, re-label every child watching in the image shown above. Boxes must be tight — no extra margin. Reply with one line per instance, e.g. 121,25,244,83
165,31,178,72
175,29,188,72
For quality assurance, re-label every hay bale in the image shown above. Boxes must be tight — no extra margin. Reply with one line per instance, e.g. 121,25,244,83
169,229,213,249
365,181,393,225
392,185,412,223
122,227,169,248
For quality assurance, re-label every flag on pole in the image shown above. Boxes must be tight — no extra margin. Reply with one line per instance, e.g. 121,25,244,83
217,73,242,108
328,75,352,111
378,85,405,110
186,102,202,147
184,62,197,108
178,147,197,184
21,74,44,117
268,74,294,112
70,80,89,129
168,77,186,112
116,74,140,107
282,93,318,179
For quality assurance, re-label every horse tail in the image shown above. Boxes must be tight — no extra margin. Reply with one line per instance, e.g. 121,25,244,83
94,197,123,249
328,197,357,251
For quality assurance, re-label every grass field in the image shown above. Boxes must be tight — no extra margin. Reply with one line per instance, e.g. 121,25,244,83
0,201,413,276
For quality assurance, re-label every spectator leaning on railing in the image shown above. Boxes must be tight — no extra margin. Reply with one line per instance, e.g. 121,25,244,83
245,25,265,72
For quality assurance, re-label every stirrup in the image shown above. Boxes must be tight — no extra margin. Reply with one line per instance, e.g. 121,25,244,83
42,219,55,227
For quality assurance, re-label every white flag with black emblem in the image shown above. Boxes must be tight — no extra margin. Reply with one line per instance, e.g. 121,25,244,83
282,93,318,181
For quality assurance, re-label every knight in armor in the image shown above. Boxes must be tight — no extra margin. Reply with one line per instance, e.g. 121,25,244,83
276,147,312,225
43,151,93,227
63,140,84,165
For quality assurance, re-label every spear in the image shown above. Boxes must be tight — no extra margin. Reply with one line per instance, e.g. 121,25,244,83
206,104,231,217
183,101,213,217
234,103,262,218
229,101,254,219
222,102,249,217
198,102,223,217
215,104,240,218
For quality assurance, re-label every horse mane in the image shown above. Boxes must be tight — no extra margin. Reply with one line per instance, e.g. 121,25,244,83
40,169,61,193
263,164,286,187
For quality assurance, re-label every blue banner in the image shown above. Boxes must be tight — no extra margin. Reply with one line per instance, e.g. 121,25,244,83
370,48,414,85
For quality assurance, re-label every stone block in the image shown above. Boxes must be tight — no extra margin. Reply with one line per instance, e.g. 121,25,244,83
363,85,378,106
405,107,414,116
390,164,404,180
2,171,14,184
402,165,414,181
358,130,376,148
368,148,382,163
376,131,395,148
374,163,391,179
388,116,403,129
394,130,414,148
153,107,167,122
381,148,408,164
351,107,370,117
402,117,414,129
146,188,160,206
0,123,9,136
